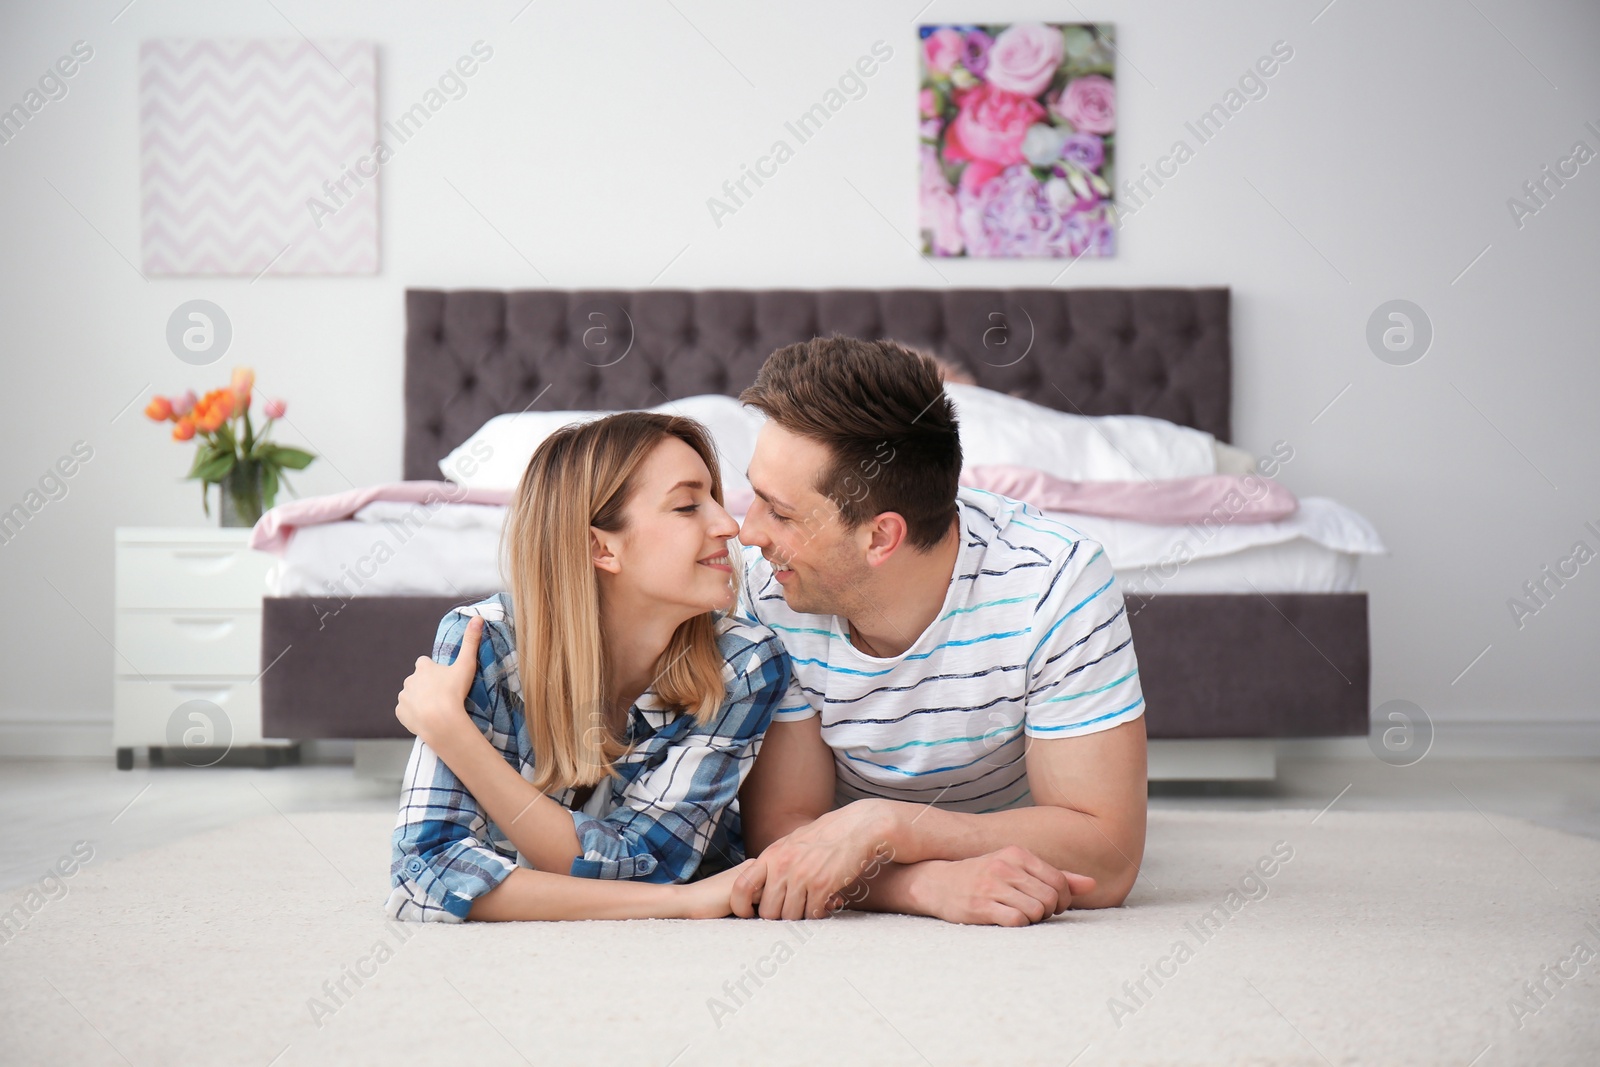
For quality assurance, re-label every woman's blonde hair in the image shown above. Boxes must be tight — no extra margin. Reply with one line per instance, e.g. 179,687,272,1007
501,411,733,792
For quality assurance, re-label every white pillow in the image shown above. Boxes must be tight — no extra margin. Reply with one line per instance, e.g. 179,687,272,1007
443,384,1216,492
945,383,1216,482
440,395,764,494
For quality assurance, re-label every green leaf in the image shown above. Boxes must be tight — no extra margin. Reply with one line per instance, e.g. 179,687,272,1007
263,446,315,470
192,452,235,483
261,463,279,512
186,444,221,479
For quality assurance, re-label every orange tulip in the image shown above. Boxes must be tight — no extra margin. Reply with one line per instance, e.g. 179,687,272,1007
195,404,225,434
145,396,173,421
211,388,234,420
172,417,196,441
231,367,254,410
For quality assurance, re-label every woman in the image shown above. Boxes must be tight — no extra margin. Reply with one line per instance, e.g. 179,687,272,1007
385,412,796,922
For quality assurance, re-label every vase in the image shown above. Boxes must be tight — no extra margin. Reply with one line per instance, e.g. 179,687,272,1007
218,463,264,528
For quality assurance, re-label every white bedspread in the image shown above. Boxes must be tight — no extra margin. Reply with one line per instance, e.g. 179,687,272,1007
263,497,1385,598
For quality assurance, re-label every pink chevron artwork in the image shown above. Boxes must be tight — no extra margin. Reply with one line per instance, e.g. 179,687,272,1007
139,39,378,275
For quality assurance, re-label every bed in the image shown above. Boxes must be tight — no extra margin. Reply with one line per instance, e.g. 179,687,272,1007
259,287,1373,768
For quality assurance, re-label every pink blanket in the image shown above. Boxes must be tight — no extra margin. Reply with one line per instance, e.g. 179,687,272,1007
962,465,1297,525
249,468,1295,554
248,481,511,553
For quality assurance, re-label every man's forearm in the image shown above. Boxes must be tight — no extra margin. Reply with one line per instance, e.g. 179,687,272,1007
838,861,932,916
744,809,822,856
879,801,1142,907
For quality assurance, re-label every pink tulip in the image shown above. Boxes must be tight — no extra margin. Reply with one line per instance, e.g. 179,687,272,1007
231,367,254,410
263,397,287,419
172,389,196,417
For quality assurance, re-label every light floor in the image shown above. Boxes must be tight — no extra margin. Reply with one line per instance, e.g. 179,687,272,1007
2,755,1596,893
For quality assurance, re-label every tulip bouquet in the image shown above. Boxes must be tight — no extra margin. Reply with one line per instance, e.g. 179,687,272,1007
144,367,315,526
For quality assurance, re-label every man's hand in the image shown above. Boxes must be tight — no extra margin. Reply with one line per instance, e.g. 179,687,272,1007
731,799,896,920
909,845,1095,927
395,616,483,757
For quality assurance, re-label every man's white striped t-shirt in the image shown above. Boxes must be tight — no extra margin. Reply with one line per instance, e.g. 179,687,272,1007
738,487,1146,814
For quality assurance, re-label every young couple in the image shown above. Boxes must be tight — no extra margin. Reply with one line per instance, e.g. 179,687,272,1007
386,337,1148,925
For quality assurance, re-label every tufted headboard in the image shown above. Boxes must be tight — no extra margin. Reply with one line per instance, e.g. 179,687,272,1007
404,288,1231,480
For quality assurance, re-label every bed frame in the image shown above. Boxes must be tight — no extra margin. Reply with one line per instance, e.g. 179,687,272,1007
261,288,1369,757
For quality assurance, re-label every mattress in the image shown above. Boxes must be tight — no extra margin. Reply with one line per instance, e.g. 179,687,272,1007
262,497,1384,599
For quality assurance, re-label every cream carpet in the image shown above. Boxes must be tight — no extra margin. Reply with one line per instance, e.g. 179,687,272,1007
2,808,1596,1067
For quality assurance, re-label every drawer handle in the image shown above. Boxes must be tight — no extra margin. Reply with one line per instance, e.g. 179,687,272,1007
171,617,237,640
169,683,235,703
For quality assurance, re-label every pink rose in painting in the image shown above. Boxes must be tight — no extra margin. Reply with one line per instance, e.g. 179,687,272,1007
1053,74,1116,134
984,23,1065,98
920,146,963,257
944,83,1046,191
919,88,938,117
923,28,963,76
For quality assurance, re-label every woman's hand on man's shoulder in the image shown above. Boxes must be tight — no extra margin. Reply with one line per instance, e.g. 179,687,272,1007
397,614,486,754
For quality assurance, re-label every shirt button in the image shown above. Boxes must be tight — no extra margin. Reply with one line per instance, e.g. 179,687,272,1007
637,856,657,874
405,857,425,874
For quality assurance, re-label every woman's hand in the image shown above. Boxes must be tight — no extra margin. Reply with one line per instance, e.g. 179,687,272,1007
676,860,760,919
395,616,484,756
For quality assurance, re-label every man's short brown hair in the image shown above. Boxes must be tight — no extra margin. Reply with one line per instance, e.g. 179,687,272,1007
741,336,961,550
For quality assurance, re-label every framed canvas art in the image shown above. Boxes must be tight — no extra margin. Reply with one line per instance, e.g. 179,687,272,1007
140,39,378,275
919,22,1116,259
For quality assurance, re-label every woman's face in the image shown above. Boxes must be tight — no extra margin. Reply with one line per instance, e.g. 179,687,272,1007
594,436,740,615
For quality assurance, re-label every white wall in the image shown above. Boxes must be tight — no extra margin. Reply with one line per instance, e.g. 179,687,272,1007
2,0,1597,752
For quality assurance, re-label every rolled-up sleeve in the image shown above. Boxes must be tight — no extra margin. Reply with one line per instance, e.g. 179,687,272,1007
567,628,790,883
385,605,522,923
1025,540,1146,739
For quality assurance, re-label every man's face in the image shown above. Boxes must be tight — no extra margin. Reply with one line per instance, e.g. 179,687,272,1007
739,422,871,617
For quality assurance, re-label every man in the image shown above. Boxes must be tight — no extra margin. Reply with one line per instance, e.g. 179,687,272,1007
731,337,1148,927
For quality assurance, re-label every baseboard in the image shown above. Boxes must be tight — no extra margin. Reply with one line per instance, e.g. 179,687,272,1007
7,717,1600,764
0,715,357,764
1279,722,1600,761
0,717,112,760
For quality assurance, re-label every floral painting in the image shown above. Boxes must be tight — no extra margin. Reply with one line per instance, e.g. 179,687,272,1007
919,22,1117,259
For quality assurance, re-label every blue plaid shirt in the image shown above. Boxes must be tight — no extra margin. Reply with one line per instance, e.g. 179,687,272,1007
386,593,798,923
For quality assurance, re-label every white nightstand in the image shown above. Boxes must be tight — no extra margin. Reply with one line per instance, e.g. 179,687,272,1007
113,527,298,769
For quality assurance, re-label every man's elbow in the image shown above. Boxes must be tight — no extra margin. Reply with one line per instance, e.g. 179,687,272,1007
1074,858,1140,909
